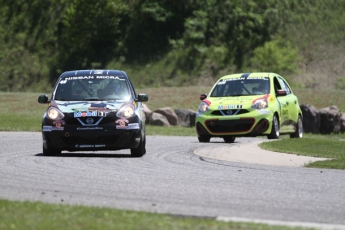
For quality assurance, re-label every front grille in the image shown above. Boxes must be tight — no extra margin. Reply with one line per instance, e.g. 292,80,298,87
211,109,249,116
205,119,254,133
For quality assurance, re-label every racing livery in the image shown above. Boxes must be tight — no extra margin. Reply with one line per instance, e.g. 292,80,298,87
196,72,303,143
38,69,148,157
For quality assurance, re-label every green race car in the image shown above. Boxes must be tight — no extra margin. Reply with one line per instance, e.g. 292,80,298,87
195,72,303,143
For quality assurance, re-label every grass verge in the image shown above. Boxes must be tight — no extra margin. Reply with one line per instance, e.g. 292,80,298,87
0,199,315,230
259,134,345,169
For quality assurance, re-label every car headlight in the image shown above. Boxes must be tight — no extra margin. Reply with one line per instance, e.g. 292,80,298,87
46,107,65,120
116,104,135,118
251,96,269,110
197,101,210,116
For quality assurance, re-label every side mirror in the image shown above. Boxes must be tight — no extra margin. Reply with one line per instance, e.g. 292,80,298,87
276,90,287,96
200,93,207,100
136,93,148,102
38,95,49,104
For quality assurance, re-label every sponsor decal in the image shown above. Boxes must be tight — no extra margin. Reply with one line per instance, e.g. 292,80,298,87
258,110,270,114
116,123,140,130
60,75,122,84
43,126,52,132
53,120,65,127
43,125,64,131
74,111,98,118
115,118,129,127
128,123,140,129
75,144,106,148
218,104,243,110
247,77,267,80
95,76,120,80
76,127,103,130
52,127,64,131
217,77,268,85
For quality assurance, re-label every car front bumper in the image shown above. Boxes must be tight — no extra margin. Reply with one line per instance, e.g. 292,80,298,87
42,127,142,152
196,111,273,137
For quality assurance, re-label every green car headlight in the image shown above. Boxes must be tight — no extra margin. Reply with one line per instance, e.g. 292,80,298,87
197,101,210,116
251,96,269,110
46,107,65,120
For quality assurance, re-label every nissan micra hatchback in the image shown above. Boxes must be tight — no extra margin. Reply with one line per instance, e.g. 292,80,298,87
196,72,303,143
38,70,148,157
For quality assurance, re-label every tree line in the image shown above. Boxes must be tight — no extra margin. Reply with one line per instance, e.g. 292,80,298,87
0,0,344,91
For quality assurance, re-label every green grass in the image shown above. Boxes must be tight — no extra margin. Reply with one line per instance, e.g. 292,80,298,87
259,134,345,169
0,199,315,230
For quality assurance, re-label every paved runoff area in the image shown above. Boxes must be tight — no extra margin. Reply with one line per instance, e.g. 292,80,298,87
194,138,329,167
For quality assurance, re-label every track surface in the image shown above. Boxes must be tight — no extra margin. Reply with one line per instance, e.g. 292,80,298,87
1,132,345,228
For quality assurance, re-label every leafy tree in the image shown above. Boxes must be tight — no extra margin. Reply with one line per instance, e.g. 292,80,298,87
169,0,282,75
53,0,126,79
250,38,301,75
121,0,195,63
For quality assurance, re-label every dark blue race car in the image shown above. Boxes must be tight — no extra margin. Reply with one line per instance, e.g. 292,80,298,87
38,69,148,157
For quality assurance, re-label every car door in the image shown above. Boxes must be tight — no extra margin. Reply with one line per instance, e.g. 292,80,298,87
277,76,296,133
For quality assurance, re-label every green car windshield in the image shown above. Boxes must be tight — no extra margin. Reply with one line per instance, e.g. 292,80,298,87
210,77,270,97
53,77,132,101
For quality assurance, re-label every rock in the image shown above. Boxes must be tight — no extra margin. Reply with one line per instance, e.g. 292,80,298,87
300,104,320,134
174,108,196,127
150,112,170,126
153,107,178,126
319,105,341,134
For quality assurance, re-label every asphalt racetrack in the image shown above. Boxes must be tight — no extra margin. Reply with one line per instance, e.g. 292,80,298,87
1,132,345,229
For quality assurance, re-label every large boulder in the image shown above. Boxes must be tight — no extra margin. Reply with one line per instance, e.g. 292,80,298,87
174,108,196,127
153,107,178,126
150,112,170,126
319,105,341,134
300,104,320,134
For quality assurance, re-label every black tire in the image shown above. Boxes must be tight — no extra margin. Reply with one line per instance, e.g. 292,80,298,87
131,136,146,157
290,115,303,138
42,145,61,156
198,136,211,143
267,115,280,139
223,136,236,143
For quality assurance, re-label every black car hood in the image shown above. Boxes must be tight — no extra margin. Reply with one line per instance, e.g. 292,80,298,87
51,100,128,114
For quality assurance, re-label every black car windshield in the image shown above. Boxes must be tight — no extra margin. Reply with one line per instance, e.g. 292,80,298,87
210,77,270,97
53,76,132,101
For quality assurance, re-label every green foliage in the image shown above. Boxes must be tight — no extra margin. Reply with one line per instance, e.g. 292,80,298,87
53,0,126,78
170,0,282,73
250,38,301,75
0,0,345,91
0,0,69,91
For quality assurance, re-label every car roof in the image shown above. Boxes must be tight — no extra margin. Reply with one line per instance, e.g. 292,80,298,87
58,70,127,78
220,72,278,80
